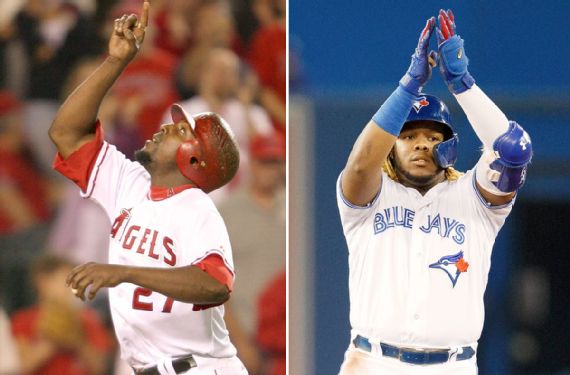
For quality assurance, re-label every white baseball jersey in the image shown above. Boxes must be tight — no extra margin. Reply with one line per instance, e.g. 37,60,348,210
337,166,513,349
55,126,237,367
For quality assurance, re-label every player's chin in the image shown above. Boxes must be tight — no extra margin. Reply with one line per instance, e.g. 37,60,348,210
405,165,440,183
407,163,437,177
134,148,152,166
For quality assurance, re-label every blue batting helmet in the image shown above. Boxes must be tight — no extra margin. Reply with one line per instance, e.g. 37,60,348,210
404,94,458,168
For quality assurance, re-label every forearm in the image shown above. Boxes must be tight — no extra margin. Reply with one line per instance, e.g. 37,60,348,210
342,121,396,205
49,57,128,157
123,265,229,304
454,84,509,149
342,80,421,206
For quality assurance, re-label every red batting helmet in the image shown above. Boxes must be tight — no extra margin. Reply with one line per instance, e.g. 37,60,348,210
172,104,240,193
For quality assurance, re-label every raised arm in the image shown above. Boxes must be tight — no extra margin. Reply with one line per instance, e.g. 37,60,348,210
341,17,436,206
48,0,150,158
436,10,532,205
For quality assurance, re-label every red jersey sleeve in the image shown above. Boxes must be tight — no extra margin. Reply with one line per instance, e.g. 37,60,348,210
192,254,234,311
53,122,105,193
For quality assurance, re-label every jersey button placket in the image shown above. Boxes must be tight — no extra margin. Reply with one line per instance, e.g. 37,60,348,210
408,203,430,340
405,204,420,338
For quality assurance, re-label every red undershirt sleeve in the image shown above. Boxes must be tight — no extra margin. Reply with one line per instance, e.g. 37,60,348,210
52,121,105,193
192,254,234,311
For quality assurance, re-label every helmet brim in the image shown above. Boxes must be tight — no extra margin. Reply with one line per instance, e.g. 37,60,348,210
171,104,196,128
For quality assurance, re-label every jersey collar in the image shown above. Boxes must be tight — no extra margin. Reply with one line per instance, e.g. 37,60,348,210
149,184,197,201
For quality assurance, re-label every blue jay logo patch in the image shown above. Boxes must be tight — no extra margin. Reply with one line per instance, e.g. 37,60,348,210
412,97,429,113
429,251,469,287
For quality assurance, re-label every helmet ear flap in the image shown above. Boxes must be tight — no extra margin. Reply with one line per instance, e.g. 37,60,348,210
171,107,239,192
432,134,459,168
176,139,203,180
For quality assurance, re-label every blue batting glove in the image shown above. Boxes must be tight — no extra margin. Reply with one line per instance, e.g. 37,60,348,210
436,9,475,94
399,17,437,95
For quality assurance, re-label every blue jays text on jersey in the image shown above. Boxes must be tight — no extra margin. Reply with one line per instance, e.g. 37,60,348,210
373,205,466,244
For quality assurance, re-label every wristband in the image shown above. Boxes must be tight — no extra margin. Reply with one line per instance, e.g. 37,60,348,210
371,86,417,136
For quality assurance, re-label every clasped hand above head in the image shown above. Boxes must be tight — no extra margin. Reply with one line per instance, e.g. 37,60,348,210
403,9,474,95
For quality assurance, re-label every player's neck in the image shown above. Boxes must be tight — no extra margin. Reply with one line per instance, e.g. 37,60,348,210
396,170,446,196
150,171,194,190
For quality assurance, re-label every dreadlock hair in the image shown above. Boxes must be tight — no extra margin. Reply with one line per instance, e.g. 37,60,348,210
383,153,463,182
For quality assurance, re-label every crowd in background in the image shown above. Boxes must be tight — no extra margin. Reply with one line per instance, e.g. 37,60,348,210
0,0,286,374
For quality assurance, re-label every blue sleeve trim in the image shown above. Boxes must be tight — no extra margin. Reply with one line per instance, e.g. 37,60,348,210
471,170,515,210
337,171,382,210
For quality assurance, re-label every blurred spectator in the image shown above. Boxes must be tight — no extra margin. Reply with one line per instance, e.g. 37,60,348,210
0,90,49,235
0,0,25,89
68,0,96,15
16,0,102,100
0,91,50,313
0,0,25,35
248,0,286,132
175,0,243,99
46,175,112,329
0,305,20,375
47,178,110,268
153,0,201,57
231,0,261,47
219,132,286,374
166,47,274,203
257,270,286,375
11,254,113,375
15,0,102,172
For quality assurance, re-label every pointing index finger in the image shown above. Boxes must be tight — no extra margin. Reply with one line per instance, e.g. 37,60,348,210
139,0,150,28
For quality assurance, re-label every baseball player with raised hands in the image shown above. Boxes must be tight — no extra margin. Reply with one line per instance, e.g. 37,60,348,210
48,1,247,374
337,9,532,374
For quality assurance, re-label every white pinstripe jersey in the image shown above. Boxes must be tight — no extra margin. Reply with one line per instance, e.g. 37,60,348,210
337,168,512,349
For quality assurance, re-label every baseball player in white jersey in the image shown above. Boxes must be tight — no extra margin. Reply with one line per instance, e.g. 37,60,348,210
337,10,533,374
48,2,247,374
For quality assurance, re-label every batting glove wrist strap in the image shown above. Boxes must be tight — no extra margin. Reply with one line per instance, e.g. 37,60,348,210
438,35,475,94
371,86,417,136
399,69,424,96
